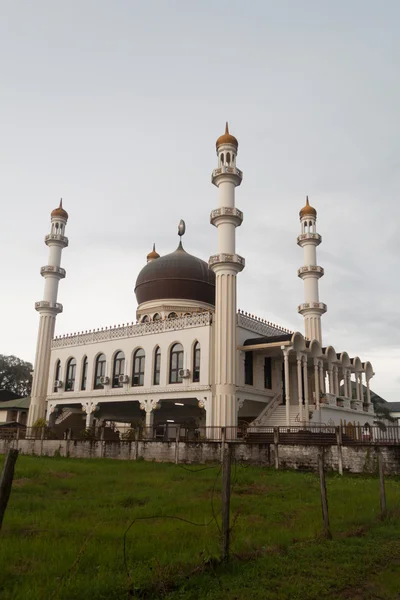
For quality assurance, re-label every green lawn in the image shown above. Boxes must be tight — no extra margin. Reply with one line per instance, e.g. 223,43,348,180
1,455,400,599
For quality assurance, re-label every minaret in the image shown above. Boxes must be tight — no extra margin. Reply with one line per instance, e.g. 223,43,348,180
27,200,69,427
209,123,244,432
297,196,326,343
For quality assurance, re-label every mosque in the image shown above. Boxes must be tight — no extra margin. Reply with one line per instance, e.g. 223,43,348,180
27,125,376,434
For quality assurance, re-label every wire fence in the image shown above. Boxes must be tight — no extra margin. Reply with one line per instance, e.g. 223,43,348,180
1,423,400,446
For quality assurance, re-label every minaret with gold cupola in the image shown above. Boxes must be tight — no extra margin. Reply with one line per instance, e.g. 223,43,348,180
27,200,69,428
297,196,327,344
209,123,244,433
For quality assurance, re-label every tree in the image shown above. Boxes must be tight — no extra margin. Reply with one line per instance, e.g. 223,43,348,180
0,355,33,397
371,393,396,426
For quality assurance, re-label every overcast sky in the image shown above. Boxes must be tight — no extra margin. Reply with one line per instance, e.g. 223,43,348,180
1,1,399,401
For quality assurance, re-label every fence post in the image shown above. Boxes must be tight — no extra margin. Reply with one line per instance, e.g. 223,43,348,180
66,428,72,457
336,426,343,476
273,427,279,470
221,427,226,464
175,426,180,464
221,442,232,561
0,448,19,531
40,426,45,456
15,428,20,451
100,427,105,458
318,446,332,539
377,448,387,519
134,428,139,461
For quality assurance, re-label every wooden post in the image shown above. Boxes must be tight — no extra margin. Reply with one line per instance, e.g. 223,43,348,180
378,448,387,519
273,427,279,470
40,426,45,456
100,427,105,458
15,427,20,451
175,426,180,465
318,446,332,539
221,427,226,464
336,426,343,476
134,428,139,461
66,428,72,457
0,448,19,531
221,443,232,561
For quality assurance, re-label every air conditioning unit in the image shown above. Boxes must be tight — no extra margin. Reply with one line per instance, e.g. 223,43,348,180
118,374,129,384
100,376,110,385
54,380,63,389
178,368,191,379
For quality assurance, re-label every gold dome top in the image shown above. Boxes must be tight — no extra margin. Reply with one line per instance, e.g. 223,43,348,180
216,122,238,149
147,243,160,261
51,199,69,220
299,196,317,219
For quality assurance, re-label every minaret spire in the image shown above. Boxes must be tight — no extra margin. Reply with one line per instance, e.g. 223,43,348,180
297,196,327,343
27,201,69,427
209,124,244,436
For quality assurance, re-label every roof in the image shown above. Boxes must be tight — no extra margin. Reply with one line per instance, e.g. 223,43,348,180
0,390,23,402
387,402,400,412
243,333,292,346
0,397,31,410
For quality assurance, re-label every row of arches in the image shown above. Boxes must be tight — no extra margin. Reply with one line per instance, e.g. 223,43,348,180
54,342,201,393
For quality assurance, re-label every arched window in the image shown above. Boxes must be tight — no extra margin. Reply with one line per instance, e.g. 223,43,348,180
169,343,184,384
245,351,253,386
141,315,150,323
94,354,106,389
132,349,145,386
168,312,178,320
153,313,161,321
153,346,161,385
65,358,76,391
193,342,200,383
54,360,61,392
226,152,231,165
221,153,224,165
112,351,125,388
81,356,88,390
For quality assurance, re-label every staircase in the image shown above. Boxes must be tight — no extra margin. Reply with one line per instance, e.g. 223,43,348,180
254,404,303,427
55,408,84,428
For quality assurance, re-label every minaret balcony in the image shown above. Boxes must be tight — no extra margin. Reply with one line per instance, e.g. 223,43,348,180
210,207,243,228
297,232,321,246
297,265,324,279
45,234,69,248
209,253,245,271
40,265,66,279
35,301,63,314
211,166,243,187
298,302,327,315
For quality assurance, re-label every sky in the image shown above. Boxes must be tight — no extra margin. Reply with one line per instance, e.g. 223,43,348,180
1,1,399,401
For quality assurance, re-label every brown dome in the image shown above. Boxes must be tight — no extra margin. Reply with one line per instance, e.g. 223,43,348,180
299,196,317,219
51,199,68,220
135,242,215,306
216,122,238,149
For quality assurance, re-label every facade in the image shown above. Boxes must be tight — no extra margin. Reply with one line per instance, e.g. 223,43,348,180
28,125,376,434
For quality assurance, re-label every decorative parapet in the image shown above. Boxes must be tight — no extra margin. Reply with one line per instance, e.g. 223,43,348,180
297,265,324,277
211,166,243,186
35,301,63,314
40,265,66,278
297,232,322,246
45,234,69,247
52,311,212,349
48,384,211,400
208,253,245,270
210,207,243,227
298,302,327,314
237,311,293,337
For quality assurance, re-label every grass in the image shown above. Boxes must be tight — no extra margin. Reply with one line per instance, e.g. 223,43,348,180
0,455,400,599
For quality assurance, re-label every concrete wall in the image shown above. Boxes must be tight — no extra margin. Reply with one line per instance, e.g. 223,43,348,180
1,439,400,475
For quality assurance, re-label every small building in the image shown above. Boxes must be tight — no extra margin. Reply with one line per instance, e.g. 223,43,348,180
0,396,30,426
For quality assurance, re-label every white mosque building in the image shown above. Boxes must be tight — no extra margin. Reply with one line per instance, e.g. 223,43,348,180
27,125,376,434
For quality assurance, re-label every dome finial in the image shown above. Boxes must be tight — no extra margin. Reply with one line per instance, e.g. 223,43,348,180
299,195,316,219
216,123,238,150
178,219,186,237
51,198,68,220
225,122,229,134
147,243,160,262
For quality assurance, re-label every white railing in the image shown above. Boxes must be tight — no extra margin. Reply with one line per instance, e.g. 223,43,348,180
52,312,213,349
250,392,282,426
237,311,292,337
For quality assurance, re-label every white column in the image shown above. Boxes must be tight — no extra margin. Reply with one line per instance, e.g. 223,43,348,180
283,350,291,427
356,374,361,402
302,356,309,423
319,362,325,395
366,378,371,405
297,353,303,423
334,366,339,396
327,364,333,395
82,401,98,428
